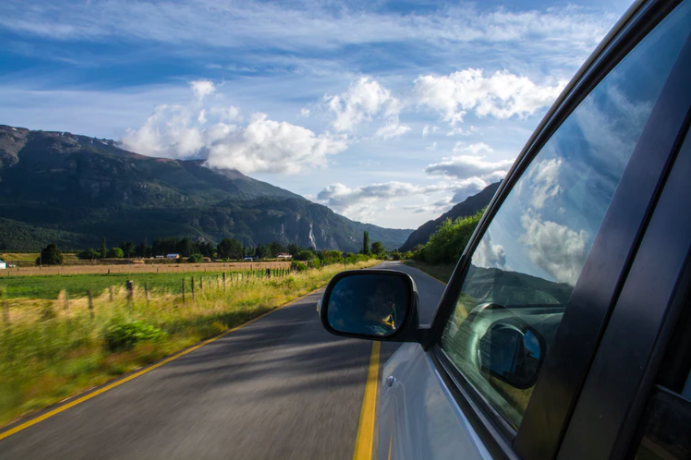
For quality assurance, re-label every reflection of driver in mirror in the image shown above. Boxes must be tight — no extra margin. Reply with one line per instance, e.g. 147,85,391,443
327,275,408,337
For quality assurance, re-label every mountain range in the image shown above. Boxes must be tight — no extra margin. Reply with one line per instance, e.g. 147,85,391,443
398,181,500,252
0,125,412,252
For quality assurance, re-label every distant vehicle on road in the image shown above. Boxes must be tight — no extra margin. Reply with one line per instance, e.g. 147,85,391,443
166,253,180,259
319,1,691,458
244,256,253,261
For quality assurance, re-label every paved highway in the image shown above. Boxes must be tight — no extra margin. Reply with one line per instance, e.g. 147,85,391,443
0,262,445,460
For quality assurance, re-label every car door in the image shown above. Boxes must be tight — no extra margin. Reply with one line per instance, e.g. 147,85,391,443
380,1,691,459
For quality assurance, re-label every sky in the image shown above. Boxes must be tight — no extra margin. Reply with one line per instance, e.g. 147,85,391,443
0,0,634,229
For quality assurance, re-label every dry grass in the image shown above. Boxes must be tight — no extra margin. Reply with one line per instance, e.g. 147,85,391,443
0,260,378,427
1,261,289,277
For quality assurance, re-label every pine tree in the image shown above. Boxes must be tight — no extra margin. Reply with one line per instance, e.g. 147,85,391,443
362,231,370,255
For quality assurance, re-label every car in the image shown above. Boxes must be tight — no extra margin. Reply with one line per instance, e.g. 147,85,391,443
318,0,691,459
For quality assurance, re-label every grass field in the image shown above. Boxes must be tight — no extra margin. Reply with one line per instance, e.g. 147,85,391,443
0,267,289,300
0,259,379,427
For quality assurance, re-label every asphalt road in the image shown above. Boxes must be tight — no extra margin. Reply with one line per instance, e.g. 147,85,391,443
0,262,445,460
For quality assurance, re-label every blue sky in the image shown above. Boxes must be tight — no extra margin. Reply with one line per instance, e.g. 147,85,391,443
0,0,633,229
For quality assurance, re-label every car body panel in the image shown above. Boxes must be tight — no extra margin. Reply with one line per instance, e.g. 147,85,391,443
380,343,493,460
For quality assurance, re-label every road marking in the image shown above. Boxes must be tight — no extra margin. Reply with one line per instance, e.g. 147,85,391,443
353,341,380,460
0,289,321,442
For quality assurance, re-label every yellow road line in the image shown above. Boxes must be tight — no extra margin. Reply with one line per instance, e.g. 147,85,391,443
0,289,321,442
353,341,380,460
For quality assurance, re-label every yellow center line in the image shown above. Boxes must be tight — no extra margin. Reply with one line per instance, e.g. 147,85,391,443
0,289,321,442
353,341,380,460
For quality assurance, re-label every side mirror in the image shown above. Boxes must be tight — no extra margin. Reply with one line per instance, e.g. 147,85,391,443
319,270,419,341
477,321,544,390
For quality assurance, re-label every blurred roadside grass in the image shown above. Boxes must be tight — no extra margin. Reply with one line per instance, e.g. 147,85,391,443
0,260,378,428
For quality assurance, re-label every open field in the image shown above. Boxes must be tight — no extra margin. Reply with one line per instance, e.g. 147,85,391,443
0,267,288,300
0,260,289,277
0,259,379,427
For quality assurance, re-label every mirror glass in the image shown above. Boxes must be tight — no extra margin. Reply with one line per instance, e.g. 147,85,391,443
326,274,410,337
477,324,543,389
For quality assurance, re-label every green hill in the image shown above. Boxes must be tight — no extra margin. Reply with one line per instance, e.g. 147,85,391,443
0,125,411,252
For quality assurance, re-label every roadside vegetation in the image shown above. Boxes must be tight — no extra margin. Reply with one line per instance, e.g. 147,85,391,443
0,258,379,427
405,209,485,283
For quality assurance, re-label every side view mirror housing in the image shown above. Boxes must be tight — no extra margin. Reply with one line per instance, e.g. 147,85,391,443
319,270,423,342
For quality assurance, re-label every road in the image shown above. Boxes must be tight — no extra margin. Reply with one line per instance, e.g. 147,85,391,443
0,262,445,460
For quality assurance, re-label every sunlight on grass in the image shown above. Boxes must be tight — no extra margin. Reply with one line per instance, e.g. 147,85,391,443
0,260,378,427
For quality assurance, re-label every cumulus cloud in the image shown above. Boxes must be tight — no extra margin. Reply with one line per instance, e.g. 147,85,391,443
415,68,566,125
525,158,562,209
205,114,347,174
520,214,589,286
122,81,347,174
325,77,404,134
190,80,216,101
473,232,507,270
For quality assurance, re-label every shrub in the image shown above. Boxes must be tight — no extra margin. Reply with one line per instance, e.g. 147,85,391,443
104,321,166,352
187,253,204,263
107,247,124,258
293,251,316,261
77,248,99,260
416,210,484,264
37,243,63,266
291,261,308,271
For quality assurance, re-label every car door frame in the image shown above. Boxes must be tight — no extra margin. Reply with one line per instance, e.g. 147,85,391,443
416,0,691,459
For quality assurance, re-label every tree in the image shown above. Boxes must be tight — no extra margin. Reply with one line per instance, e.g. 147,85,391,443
107,247,124,258
371,241,385,255
217,238,243,259
101,237,107,259
269,240,287,258
177,237,195,257
37,243,63,266
287,243,301,256
188,253,204,263
119,241,134,258
77,248,99,260
362,231,370,255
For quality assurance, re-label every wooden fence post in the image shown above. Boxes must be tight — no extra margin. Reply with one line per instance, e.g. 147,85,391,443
266,268,271,278
88,290,94,319
222,272,226,290
181,278,186,304
109,286,114,302
126,280,134,306
191,277,195,302
200,277,204,293
1,290,9,331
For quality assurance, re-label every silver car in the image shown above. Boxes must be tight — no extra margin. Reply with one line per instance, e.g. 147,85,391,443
320,0,691,458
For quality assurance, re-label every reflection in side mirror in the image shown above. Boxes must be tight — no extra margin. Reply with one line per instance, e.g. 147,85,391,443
477,323,544,390
320,270,416,340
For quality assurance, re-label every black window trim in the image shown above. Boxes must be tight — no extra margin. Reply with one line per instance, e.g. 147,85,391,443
557,105,691,460
422,1,689,459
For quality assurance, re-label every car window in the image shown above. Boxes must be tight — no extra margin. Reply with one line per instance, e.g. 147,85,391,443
439,1,691,431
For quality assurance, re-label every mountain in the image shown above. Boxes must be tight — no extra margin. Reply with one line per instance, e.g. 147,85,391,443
399,182,501,252
0,125,411,252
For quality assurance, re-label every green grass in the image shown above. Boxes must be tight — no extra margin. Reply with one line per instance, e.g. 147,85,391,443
0,270,269,300
0,260,379,427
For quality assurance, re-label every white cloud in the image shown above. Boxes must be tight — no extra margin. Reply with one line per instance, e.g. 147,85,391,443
473,231,507,270
520,214,589,286
122,83,347,174
415,68,566,125
325,77,403,133
205,113,347,174
447,125,477,136
300,108,311,117
317,181,449,221
376,122,411,140
525,158,562,209
190,80,216,101
425,151,514,181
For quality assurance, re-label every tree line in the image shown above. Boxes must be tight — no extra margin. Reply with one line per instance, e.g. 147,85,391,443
36,231,392,266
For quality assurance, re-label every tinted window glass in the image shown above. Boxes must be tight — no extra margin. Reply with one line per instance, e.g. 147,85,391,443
440,1,691,430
